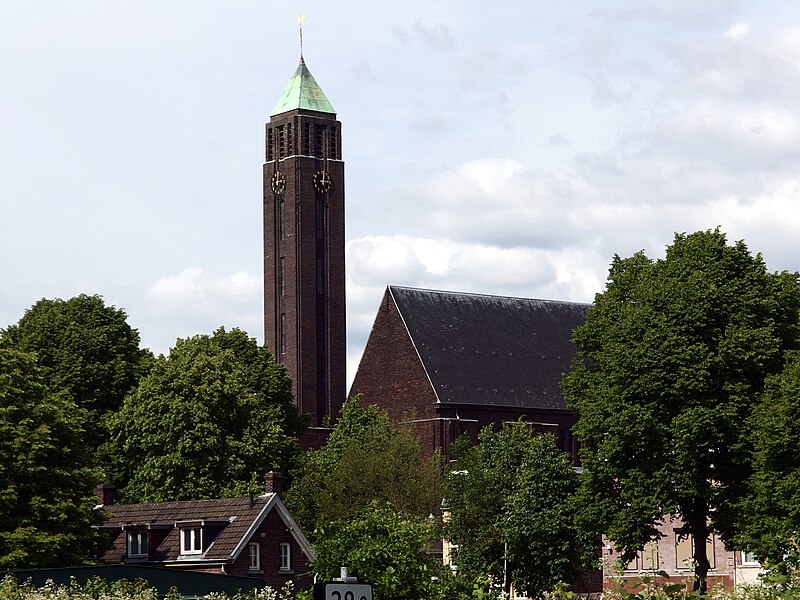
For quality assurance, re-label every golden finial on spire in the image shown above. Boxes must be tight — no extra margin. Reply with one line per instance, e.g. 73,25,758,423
297,14,306,58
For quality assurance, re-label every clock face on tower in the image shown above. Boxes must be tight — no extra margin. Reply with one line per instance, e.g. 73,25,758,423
271,171,286,195
313,169,332,194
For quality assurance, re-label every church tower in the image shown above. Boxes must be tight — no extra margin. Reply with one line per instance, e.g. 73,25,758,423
263,57,346,425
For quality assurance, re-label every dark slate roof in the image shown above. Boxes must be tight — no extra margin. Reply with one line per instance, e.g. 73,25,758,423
99,494,313,564
389,286,589,410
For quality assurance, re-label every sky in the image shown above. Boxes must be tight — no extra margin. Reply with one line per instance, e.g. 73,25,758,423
3,1,800,387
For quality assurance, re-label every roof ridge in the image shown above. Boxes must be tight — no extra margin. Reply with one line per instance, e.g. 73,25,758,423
388,284,592,307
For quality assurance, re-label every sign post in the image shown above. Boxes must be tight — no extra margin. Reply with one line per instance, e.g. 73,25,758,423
313,567,373,600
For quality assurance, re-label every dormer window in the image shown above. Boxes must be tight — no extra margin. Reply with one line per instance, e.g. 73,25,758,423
127,531,149,558
181,527,203,555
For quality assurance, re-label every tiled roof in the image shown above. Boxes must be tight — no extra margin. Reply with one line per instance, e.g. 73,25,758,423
100,494,313,563
389,286,590,410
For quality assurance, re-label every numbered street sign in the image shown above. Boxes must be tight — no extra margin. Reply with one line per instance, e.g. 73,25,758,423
313,582,373,600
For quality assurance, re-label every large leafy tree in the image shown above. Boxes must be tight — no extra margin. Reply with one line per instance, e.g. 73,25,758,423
562,229,800,591
0,294,151,450
445,423,588,598
311,501,463,600
735,350,800,569
285,397,443,537
103,327,304,502
287,398,451,597
0,349,101,567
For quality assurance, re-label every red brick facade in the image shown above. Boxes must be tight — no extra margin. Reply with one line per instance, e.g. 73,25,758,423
264,109,346,426
602,517,762,590
350,288,581,462
225,508,312,589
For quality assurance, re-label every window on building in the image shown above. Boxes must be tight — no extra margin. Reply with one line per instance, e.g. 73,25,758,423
280,542,291,571
267,128,274,161
742,551,759,566
249,542,261,571
127,531,149,557
314,126,324,157
280,314,286,355
303,123,311,155
329,127,338,160
279,198,285,240
277,125,285,159
641,540,659,570
181,527,203,555
624,554,639,571
675,532,715,570
279,257,286,296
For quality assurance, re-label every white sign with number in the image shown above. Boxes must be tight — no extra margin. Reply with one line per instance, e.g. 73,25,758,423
324,583,373,600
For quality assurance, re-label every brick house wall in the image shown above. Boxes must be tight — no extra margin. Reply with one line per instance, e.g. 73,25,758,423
603,517,738,590
227,506,313,590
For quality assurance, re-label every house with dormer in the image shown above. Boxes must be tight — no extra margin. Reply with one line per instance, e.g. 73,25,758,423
95,475,315,590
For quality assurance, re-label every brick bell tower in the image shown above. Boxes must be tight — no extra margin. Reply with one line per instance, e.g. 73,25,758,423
263,56,346,425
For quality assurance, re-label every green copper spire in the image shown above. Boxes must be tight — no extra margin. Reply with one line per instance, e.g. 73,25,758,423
270,57,335,116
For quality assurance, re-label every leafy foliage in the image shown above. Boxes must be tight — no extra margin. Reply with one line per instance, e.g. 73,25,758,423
735,352,800,570
0,349,101,568
286,398,453,598
0,294,152,450
0,574,295,600
562,229,800,591
102,327,304,502
285,397,443,537
445,423,588,598
311,501,464,600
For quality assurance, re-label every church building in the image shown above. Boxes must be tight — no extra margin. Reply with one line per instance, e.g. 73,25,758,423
262,56,587,460
349,285,589,462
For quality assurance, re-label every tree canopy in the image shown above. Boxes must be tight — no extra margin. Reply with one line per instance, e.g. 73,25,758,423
286,398,452,597
311,501,461,600
102,327,304,502
562,229,800,591
285,397,443,537
0,294,151,450
445,423,588,598
735,350,800,569
0,348,101,568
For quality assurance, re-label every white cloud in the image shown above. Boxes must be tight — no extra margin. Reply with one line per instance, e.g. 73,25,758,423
142,268,262,355
725,20,750,39
146,267,259,313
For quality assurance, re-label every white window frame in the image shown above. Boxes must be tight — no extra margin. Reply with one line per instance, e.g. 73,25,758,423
181,527,203,555
249,542,261,571
280,542,291,571
742,551,760,566
127,531,149,558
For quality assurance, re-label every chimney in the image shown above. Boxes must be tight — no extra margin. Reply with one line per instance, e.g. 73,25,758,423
96,483,115,506
264,471,284,496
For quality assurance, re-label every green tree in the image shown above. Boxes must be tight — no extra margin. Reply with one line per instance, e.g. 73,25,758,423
445,423,587,598
562,229,800,592
312,501,463,600
286,398,452,598
0,294,152,450
103,327,304,502
285,397,443,537
0,349,101,568
735,350,800,570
